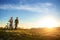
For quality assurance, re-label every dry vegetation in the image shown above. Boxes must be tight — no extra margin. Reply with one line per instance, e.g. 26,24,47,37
0,27,60,40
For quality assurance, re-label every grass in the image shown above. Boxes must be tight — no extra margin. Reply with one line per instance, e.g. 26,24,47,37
0,28,60,40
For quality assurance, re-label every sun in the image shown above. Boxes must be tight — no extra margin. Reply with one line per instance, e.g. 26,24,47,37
38,16,58,28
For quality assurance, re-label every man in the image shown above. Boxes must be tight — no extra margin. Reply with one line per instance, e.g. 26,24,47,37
9,17,13,29
15,17,19,29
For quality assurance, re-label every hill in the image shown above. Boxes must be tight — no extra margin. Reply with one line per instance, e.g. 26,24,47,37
0,27,60,40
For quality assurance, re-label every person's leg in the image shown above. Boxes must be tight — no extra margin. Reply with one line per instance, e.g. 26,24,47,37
11,24,13,29
15,25,16,29
10,23,13,30
10,24,11,29
16,24,17,29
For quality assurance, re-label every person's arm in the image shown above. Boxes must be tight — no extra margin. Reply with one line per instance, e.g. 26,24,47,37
8,19,10,22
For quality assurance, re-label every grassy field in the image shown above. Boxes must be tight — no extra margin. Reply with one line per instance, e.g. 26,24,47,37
0,28,60,40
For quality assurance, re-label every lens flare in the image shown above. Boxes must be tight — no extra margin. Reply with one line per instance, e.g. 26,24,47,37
37,15,58,28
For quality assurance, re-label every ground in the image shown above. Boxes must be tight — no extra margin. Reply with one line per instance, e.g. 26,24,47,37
0,27,60,40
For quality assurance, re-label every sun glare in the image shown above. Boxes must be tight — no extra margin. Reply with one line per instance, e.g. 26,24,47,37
38,16,58,28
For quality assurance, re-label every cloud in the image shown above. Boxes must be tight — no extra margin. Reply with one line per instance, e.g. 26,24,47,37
0,2,58,16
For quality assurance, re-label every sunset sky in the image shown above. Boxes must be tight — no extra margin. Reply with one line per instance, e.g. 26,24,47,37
0,0,60,29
